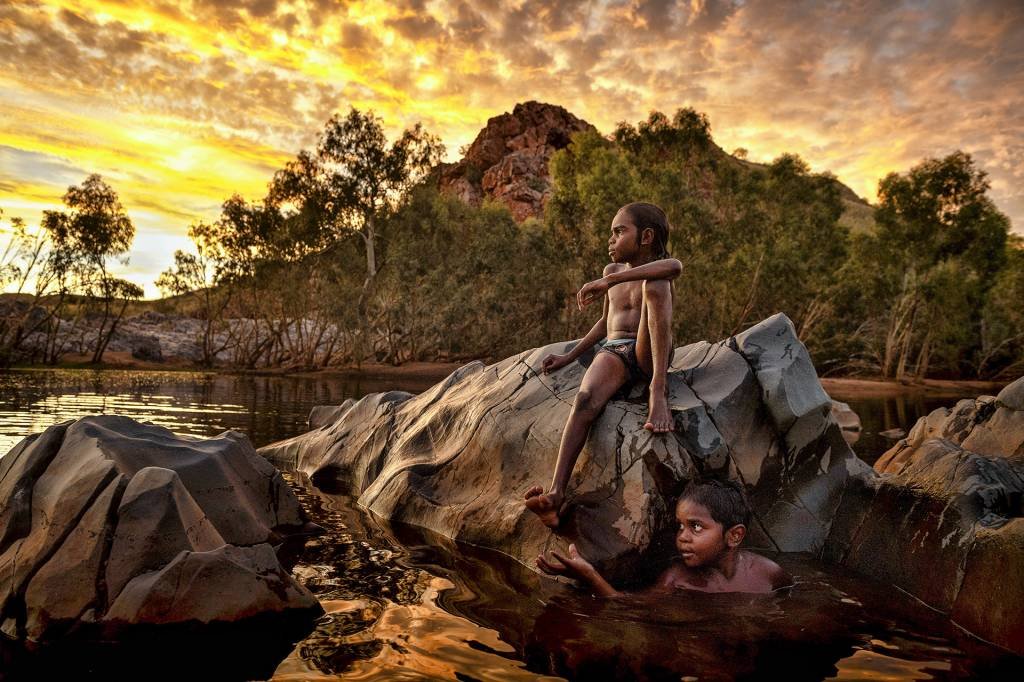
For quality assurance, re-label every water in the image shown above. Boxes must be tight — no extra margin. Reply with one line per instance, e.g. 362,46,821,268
0,368,1019,680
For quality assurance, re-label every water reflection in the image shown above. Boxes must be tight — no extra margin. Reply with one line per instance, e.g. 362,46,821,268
2,369,1020,680
0,368,440,454
281,475,1024,682
838,394,960,465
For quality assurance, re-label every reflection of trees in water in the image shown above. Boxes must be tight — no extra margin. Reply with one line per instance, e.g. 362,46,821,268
285,474,431,675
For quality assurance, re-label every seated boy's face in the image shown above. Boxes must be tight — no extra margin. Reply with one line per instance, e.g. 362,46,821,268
675,499,729,568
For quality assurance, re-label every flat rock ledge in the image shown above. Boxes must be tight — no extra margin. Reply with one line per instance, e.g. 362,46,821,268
260,313,869,580
0,415,322,644
825,375,1024,655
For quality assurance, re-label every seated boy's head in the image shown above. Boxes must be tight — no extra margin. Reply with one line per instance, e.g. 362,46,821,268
610,202,671,263
674,479,750,568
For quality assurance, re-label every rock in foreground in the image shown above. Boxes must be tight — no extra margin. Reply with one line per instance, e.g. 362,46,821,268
826,376,1024,654
0,416,322,644
260,313,869,583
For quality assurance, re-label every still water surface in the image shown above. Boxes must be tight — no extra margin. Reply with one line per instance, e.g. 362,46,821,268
0,368,1019,680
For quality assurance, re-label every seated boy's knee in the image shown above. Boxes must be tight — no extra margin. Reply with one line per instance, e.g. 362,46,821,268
643,279,670,300
573,389,603,415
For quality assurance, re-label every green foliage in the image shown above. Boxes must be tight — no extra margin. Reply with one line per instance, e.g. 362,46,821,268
144,106,1022,378
546,109,848,346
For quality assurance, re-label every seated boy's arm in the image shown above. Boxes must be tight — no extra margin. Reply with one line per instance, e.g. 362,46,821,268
577,260,681,308
605,258,683,286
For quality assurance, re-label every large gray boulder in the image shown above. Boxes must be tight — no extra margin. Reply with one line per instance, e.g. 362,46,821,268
0,415,322,643
260,313,870,582
825,375,1024,654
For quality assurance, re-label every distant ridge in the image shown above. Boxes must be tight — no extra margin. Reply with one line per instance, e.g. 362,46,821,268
438,100,874,231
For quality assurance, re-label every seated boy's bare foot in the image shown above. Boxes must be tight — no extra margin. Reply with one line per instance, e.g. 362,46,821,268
644,391,674,433
524,485,563,528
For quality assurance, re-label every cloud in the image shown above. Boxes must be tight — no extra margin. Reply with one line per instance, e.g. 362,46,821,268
1,0,1021,298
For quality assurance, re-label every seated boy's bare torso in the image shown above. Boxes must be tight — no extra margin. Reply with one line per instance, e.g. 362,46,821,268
604,263,647,341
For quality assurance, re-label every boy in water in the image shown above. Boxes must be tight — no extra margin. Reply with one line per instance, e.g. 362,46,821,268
525,202,681,528
536,480,792,596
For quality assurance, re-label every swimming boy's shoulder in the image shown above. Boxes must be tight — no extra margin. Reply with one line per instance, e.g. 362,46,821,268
740,550,792,590
603,262,627,276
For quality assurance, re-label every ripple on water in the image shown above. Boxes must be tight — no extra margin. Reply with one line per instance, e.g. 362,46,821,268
278,473,1024,682
2,369,1021,680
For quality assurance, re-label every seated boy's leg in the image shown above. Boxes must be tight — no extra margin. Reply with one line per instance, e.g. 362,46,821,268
525,352,629,528
635,279,674,433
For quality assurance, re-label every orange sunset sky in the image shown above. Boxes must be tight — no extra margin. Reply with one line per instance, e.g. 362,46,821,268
1,0,1022,298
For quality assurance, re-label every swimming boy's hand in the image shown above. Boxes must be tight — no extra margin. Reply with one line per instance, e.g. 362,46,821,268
541,353,571,374
576,278,609,310
536,543,596,582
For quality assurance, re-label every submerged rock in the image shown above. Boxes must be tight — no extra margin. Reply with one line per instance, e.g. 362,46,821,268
0,416,322,644
260,313,869,583
826,375,1024,654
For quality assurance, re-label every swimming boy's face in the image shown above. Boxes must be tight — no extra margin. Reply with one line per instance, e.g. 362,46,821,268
675,498,731,569
608,209,651,263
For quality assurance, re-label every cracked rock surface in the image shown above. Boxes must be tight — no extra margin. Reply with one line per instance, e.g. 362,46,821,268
260,314,867,584
825,375,1024,655
0,415,322,643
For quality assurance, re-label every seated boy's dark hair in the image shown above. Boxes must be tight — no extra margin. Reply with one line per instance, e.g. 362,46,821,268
621,202,671,259
677,479,751,529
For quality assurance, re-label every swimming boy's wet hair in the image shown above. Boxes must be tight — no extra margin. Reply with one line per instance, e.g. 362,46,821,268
677,479,751,530
621,202,671,259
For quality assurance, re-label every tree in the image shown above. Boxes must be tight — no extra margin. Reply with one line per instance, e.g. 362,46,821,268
40,174,137,363
268,108,445,300
155,221,234,366
871,151,1010,378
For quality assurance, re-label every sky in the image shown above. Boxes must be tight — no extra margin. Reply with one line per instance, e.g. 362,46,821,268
1,0,1022,298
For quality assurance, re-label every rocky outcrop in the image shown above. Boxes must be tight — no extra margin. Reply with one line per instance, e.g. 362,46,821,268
830,400,861,445
0,416,322,643
438,101,595,222
260,313,869,583
825,376,1024,654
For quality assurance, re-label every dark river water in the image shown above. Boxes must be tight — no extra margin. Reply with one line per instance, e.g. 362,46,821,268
0,368,1020,680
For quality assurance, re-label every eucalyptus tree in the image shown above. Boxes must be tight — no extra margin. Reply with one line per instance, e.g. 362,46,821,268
268,107,445,301
40,174,138,363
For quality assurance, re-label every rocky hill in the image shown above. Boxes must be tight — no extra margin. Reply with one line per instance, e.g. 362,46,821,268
438,100,874,230
438,101,596,222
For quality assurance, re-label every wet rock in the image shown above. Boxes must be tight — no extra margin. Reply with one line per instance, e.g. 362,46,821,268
309,401,354,430
827,374,1024,654
0,416,322,643
260,313,868,581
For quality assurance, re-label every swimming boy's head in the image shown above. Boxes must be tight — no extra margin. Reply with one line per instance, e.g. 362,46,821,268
674,479,750,568
609,202,671,264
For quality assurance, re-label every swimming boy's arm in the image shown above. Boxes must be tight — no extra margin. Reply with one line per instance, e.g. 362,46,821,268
577,258,683,309
536,544,621,597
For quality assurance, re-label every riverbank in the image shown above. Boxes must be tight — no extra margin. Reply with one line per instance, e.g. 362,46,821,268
821,376,1010,399
9,355,1013,400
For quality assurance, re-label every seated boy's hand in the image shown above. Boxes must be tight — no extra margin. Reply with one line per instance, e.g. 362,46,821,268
536,543,595,582
541,353,571,374
576,278,608,310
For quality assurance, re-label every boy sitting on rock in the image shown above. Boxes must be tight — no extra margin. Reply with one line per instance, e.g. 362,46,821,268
525,202,682,528
536,480,793,595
